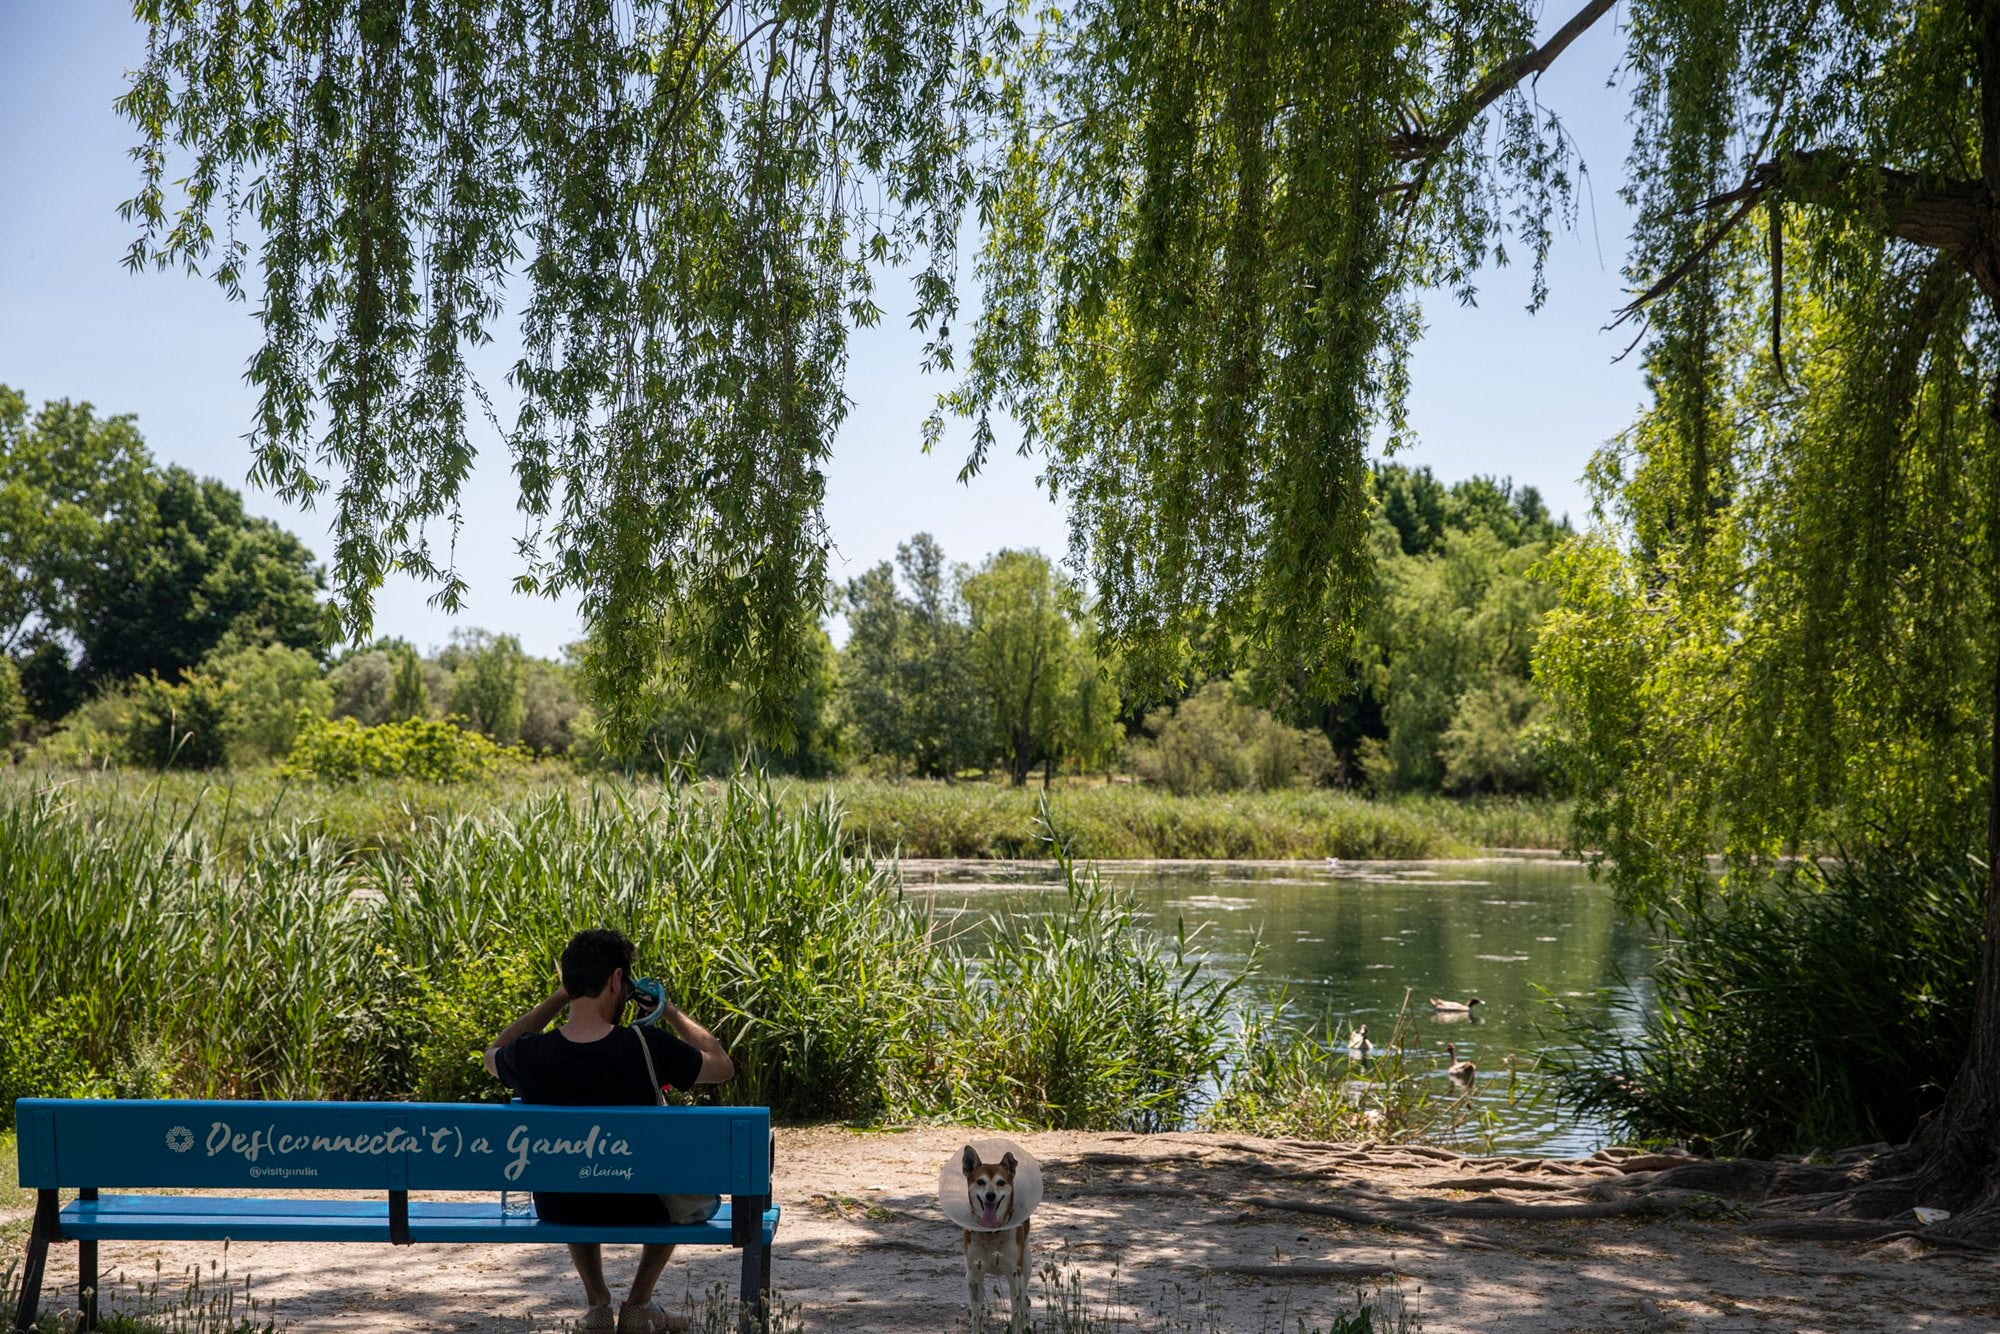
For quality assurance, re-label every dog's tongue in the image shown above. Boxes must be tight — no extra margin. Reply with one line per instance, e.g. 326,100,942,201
978,1204,1000,1227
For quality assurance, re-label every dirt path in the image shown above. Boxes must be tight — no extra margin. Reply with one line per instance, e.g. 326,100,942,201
8,1127,1996,1332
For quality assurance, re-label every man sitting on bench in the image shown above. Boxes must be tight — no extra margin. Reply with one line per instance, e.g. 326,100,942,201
484,929,736,1334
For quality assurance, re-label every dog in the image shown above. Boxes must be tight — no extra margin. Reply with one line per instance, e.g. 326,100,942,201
959,1143,1031,1333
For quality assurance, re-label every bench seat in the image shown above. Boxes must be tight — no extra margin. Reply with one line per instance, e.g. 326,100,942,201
60,1195,782,1247
12,1099,778,1332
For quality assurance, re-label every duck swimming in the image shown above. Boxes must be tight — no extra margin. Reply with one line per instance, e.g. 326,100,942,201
1443,1042,1476,1084
1428,996,1483,1014
1347,1023,1373,1056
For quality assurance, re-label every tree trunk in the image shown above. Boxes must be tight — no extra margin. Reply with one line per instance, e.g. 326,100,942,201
1909,374,2000,1227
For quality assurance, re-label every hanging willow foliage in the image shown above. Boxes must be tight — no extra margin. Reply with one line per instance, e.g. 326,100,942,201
1537,0,2000,903
119,0,1604,735
118,0,996,744
943,0,1591,693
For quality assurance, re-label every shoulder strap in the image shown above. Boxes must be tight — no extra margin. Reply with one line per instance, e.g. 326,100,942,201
633,1025,668,1106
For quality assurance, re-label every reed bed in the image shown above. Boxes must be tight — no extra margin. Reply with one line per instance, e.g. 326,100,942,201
1,768,1572,866
0,773,1235,1130
1542,851,1980,1157
800,780,1569,860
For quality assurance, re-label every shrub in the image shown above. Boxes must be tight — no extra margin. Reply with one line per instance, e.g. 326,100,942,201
204,641,332,763
28,683,136,766
1131,681,1337,795
285,714,522,782
1544,850,1980,1156
327,648,395,724
0,655,22,759
124,671,232,768
1439,676,1552,794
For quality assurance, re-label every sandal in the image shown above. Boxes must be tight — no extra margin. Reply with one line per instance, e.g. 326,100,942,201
617,1301,690,1333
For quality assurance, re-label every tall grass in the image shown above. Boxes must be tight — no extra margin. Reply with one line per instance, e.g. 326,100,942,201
811,779,1570,859
4,768,1572,865
1542,850,1980,1156
0,773,1237,1129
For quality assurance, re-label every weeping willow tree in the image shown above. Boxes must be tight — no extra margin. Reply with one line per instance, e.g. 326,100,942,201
116,0,2000,1226
117,0,995,746
1532,1,2000,1234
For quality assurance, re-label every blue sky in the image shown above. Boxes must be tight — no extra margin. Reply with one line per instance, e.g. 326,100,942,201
0,2,1644,659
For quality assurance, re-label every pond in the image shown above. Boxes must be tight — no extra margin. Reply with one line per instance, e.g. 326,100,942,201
897,856,1653,1157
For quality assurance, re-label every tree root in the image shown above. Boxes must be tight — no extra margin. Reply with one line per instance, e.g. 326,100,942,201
1435,1175,1582,1193
1204,1261,1420,1281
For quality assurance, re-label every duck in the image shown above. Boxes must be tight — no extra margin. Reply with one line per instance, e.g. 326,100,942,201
1346,1023,1373,1056
1443,1042,1476,1084
1428,996,1483,1014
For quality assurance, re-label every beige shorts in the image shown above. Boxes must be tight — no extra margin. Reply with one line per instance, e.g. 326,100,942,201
662,1193,722,1225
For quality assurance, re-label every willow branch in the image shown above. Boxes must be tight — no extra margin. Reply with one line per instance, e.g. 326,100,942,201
1388,0,1618,163
1616,151,1991,323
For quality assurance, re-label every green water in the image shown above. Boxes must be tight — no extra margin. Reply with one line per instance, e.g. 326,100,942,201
900,857,1652,1157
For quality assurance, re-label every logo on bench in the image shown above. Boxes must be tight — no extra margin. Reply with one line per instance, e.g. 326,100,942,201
165,1125,195,1153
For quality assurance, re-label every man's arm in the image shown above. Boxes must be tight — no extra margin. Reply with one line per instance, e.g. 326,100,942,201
482,987,569,1080
660,1001,734,1085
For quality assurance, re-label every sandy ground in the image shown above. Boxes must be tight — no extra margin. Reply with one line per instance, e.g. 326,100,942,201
9,1127,1998,1333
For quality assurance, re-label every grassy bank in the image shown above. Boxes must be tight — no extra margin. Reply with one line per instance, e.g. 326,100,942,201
1,767,1572,864
0,773,1236,1129
802,779,1569,859
0,770,1475,1146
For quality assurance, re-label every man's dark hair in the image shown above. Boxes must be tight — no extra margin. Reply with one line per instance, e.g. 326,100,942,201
560,928,635,999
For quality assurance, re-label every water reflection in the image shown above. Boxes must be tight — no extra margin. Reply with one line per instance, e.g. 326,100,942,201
898,857,1653,1156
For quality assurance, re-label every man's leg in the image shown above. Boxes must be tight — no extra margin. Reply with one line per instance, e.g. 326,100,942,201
625,1243,676,1306
568,1243,615,1308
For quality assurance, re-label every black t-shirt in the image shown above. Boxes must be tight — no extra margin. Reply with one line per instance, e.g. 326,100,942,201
494,1024,705,1224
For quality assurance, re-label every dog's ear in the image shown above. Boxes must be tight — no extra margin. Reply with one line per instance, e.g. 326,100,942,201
1001,1151,1018,1174
962,1144,979,1176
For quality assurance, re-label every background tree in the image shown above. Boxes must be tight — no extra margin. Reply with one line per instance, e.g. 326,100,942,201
72,466,327,688
1,388,327,714
447,631,526,746
202,641,332,764
963,549,1073,785
388,647,431,723
0,655,22,760
839,535,984,777
327,649,394,726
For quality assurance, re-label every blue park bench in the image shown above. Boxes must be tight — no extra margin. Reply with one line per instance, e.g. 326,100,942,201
9,1098,779,1332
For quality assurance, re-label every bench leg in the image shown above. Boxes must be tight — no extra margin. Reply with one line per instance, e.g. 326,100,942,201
77,1238,97,1332
736,1232,764,1332
12,1191,58,1334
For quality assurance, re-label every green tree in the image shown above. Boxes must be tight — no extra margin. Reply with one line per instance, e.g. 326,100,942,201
72,466,326,687
839,535,984,778
963,549,1074,785
0,387,153,713
389,647,431,723
327,650,394,726
1058,620,1125,779
518,658,582,756
448,631,526,746
1516,0,2000,1228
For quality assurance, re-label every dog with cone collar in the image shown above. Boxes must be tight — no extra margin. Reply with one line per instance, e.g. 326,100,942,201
939,1139,1043,1332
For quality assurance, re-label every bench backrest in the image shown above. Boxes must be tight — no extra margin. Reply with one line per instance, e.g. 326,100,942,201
13,1099,772,1196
